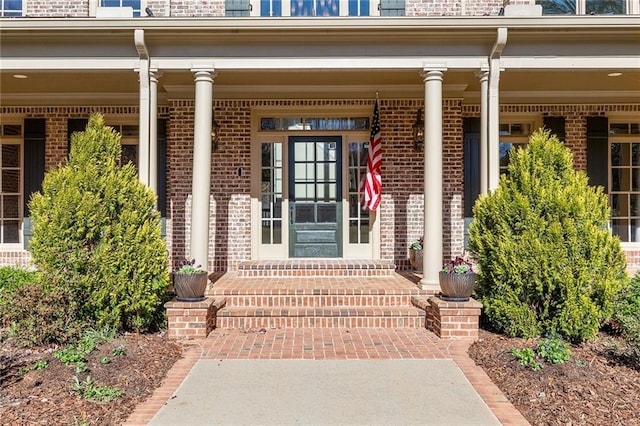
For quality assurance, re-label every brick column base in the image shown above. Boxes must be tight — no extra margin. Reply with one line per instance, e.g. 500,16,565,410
165,298,224,339
427,297,482,340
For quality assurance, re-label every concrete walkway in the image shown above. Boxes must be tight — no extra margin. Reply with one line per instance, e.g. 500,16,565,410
124,328,530,425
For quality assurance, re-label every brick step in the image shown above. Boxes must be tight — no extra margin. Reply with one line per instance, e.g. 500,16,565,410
221,294,415,308
237,259,396,277
215,306,426,329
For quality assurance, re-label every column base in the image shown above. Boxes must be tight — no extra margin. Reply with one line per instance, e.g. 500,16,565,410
419,277,440,294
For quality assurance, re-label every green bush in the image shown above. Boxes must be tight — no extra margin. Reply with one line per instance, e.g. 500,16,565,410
611,274,640,363
0,282,84,346
0,266,38,292
469,129,628,343
28,114,170,334
0,266,40,320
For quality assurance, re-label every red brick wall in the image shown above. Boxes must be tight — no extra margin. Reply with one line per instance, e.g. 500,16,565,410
26,0,89,17
3,102,640,272
22,0,532,18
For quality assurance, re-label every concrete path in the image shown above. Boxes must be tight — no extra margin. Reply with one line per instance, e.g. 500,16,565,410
124,328,530,426
150,359,500,426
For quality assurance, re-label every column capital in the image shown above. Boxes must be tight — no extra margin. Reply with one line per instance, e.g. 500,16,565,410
475,70,489,81
420,68,446,82
149,69,162,82
190,67,217,83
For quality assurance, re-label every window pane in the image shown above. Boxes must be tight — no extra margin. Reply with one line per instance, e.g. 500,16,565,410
2,195,19,218
632,219,640,242
121,145,138,168
611,218,629,242
536,0,576,15
262,220,271,244
291,0,313,16
360,217,369,243
2,221,19,243
2,170,19,193
2,125,21,136
586,0,625,14
633,169,640,192
349,220,359,244
317,204,336,223
316,0,339,16
273,220,282,244
2,145,20,168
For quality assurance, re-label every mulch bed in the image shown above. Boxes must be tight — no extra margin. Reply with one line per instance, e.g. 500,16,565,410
0,333,182,425
469,330,640,426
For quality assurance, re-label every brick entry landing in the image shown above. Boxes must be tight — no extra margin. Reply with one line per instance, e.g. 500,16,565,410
165,261,482,339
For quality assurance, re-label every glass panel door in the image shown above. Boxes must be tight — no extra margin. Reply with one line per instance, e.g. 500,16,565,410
288,136,342,257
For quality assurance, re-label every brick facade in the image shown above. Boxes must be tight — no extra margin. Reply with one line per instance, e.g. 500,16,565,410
3,102,640,271
22,0,532,18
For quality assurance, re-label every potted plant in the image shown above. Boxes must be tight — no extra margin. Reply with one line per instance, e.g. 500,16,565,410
172,259,208,302
438,256,477,302
409,237,424,272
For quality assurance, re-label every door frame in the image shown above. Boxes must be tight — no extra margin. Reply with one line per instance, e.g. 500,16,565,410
250,106,380,260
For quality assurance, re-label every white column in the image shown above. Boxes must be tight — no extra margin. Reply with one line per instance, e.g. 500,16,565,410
478,70,489,195
149,70,160,196
420,68,446,292
138,60,150,187
488,28,507,191
190,68,215,272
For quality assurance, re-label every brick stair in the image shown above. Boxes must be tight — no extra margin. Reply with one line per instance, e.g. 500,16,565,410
211,262,428,329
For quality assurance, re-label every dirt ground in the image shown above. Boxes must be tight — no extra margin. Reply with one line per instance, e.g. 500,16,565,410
0,333,182,425
2,329,640,425
469,330,640,426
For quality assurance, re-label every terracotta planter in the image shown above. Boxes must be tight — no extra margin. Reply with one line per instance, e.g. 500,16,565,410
438,271,477,302
173,271,208,302
409,248,423,272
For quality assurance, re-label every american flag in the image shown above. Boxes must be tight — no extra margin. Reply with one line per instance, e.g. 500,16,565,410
363,98,382,211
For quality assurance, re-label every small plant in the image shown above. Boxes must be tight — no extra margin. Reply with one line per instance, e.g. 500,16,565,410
75,361,89,374
54,347,86,366
175,258,206,274
410,237,423,250
32,360,49,370
442,256,474,274
18,359,50,375
100,356,111,365
112,346,126,356
72,375,122,402
537,335,571,365
511,347,543,371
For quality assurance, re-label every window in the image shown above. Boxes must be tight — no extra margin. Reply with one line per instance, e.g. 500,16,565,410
259,0,282,15
107,124,140,169
347,142,369,244
609,121,640,243
0,0,23,16
101,0,142,17
499,122,535,175
261,143,283,244
379,0,404,16
245,0,385,16
227,0,252,16
535,0,627,15
0,124,22,245
349,0,370,16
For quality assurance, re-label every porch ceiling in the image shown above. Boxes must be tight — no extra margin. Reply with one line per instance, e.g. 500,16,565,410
1,16,638,105
2,68,638,105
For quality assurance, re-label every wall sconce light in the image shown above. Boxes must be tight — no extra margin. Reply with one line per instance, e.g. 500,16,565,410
412,108,425,152
211,118,220,152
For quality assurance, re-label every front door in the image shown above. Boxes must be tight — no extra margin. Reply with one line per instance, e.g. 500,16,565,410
288,136,343,257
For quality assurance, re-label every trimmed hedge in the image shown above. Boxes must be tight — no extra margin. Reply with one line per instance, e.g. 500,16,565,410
469,129,628,343
28,114,169,334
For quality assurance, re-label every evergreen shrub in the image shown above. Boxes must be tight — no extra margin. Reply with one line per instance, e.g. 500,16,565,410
468,129,628,342
28,114,169,334
611,274,640,364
